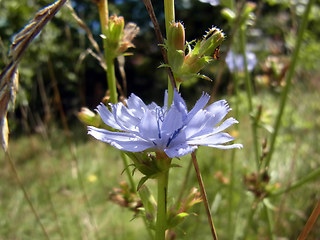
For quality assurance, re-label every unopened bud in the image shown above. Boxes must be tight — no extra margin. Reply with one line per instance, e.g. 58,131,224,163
78,107,101,127
199,27,224,57
167,22,185,51
107,15,125,46
221,8,236,21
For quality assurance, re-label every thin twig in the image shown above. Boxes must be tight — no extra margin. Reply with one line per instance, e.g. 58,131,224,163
142,0,176,89
191,152,218,240
5,152,51,240
297,200,320,240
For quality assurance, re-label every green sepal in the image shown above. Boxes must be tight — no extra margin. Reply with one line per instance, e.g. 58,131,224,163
158,63,171,68
170,163,182,168
167,212,189,229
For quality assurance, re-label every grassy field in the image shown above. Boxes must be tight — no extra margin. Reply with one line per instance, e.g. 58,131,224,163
1,84,320,240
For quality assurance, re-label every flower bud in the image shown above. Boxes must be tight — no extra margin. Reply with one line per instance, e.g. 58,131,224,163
106,15,125,50
198,27,224,57
166,26,224,83
221,8,236,21
167,22,185,51
78,107,101,127
167,187,202,229
165,22,186,75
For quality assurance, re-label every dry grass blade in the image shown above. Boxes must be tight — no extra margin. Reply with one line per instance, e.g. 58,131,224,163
0,0,67,151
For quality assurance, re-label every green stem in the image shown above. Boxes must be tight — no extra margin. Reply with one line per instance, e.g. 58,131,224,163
164,0,175,36
97,0,109,31
155,170,169,240
264,0,314,167
176,157,193,205
164,0,176,106
120,152,136,191
227,149,236,237
239,26,260,171
228,71,239,237
106,54,118,104
270,166,320,197
263,201,275,240
97,0,118,103
242,202,258,240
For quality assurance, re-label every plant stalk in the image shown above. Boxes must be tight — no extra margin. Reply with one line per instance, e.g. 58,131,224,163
264,201,275,240
142,0,176,104
5,152,51,240
120,152,136,191
264,0,315,167
270,166,320,197
164,0,176,105
105,54,118,103
191,152,218,240
239,25,260,171
297,200,320,240
155,170,169,240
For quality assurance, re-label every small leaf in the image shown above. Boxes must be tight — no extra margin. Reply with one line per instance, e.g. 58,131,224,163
167,212,190,229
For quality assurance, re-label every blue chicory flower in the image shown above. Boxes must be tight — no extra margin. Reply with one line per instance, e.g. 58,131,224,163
226,50,257,72
88,90,242,158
